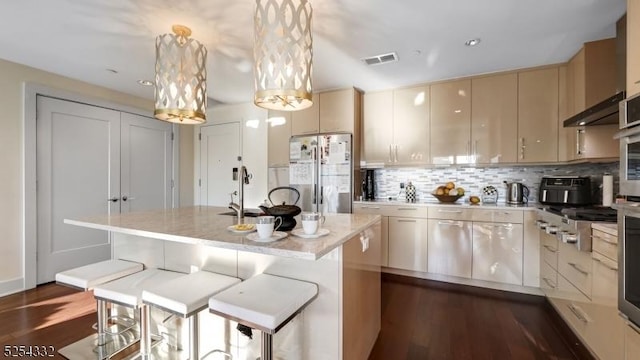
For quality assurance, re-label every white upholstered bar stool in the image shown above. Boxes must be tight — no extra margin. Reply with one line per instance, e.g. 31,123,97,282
93,268,184,359
55,259,144,350
208,274,318,360
141,271,241,359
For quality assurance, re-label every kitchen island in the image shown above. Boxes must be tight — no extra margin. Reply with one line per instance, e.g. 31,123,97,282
65,206,382,360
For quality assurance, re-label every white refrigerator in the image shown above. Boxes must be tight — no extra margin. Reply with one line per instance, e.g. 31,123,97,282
289,134,353,213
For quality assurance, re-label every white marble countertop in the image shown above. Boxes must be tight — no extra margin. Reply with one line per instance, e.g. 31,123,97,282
64,206,381,261
354,199,540,211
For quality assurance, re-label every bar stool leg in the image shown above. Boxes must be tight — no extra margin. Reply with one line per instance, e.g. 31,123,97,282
96,299,108,346
140,305,152,360
189,314,199,360
261,332,273,360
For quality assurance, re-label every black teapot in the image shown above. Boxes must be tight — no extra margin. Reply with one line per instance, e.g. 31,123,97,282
259,187,302,231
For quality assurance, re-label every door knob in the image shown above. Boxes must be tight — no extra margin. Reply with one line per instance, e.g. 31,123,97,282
122,196,128,202
108,197,119,202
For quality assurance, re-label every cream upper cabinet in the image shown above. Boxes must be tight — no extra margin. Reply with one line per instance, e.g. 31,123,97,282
517,67,559,163
291,93,320,136
629,0,640,95
393,85,430,165
388,217,428,272
319,88,357,133
471,74,518,164
267,110,292,167
430,79,472,165
363,90,393,165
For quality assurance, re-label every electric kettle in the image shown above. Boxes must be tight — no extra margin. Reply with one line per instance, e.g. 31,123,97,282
504,181,529,205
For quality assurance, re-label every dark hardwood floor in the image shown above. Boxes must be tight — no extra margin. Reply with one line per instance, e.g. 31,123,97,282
369,274,586,360
1,276,585,360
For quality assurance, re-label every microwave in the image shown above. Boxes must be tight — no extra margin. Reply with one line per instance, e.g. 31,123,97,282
620,92,640,129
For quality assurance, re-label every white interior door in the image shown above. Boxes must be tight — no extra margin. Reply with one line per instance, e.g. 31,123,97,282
36,96,120,283
120,112,173,213
200,123,240,206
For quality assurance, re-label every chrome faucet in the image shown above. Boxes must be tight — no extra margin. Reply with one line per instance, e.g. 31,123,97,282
229,161,251,223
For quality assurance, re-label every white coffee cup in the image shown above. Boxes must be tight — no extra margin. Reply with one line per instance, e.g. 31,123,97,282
301,212,325,235
256,216,282,239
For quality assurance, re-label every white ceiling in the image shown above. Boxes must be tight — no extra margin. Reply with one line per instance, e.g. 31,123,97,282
0,0,627,105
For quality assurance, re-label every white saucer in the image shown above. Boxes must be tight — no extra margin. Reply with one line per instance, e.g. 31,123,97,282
227,225,256,234
246,231,288,243
291,228,330,239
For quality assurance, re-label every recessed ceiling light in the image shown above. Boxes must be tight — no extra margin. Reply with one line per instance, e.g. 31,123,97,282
137,79,154,86
465,38,481,47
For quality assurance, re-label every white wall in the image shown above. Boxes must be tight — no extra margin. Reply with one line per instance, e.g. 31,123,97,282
195,103,269,209
0,57,193,296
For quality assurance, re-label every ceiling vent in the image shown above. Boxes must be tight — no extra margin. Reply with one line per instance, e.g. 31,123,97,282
362,52,398,66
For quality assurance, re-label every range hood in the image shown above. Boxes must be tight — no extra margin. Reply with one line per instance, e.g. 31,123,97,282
563,91,626,127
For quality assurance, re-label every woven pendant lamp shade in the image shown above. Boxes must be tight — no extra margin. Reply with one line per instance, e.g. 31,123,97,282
154,25,207,124
254,0,313,111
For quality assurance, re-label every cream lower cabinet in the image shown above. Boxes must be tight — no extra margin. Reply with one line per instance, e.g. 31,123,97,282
427,219,472,277
388,217,428,272
352,204,389,267
472,222,523,285
626,321,640,360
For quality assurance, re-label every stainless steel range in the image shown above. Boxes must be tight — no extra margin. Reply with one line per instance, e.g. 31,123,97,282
536,206,618,252
536,175,617,252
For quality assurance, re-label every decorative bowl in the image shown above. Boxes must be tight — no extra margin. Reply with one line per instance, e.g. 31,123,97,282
431,193,463,203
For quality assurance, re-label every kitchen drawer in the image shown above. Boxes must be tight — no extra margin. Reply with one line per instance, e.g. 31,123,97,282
541,233,559,270
471,209,523,223
592,229,618,262
556,273,591,302
428,206,473,221
353,204,391,216
385,205,429,218
558,242,592,299
591,252,618,306
540,260,558,295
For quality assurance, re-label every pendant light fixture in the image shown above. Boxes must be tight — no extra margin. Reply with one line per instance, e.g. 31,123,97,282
154,25,207,124
254,0,313,111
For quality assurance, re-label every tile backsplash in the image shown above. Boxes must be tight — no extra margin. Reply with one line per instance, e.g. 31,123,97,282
371,162,619,204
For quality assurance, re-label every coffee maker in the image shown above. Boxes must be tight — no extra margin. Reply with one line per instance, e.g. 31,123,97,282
362,170,375,200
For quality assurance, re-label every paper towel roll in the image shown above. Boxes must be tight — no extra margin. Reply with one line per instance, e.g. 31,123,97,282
602,174,613,206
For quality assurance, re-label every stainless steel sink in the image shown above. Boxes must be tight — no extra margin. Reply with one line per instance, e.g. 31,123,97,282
218,209,263,217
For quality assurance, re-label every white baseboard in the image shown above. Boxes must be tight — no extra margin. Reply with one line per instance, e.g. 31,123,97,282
0,277,24,298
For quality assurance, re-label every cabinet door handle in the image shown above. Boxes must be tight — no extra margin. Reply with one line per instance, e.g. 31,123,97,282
394,144,398,163
397,207,418,211
592,257,618,271
576,129,584,156
568,304,589,323
489,224,514,229
542,245,557,253
388,144,393,163
474,140,478,159
568,262,589,276
592,235,617,245
437,220,463,227
108,197,119,202
397,219,417,223
437,209,463,214
520,137,525,160
542,277,556,289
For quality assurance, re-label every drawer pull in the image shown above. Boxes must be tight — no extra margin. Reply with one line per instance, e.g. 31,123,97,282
568,304,589,323
437,220,463,227
397,219,417,223
592,257,618,271
542,245,557,253
568,262,589,276
592,234,617,245
397,207,418,211
542,277,556,289
361,206,381,210
490,224,513,229
437,209,463,214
